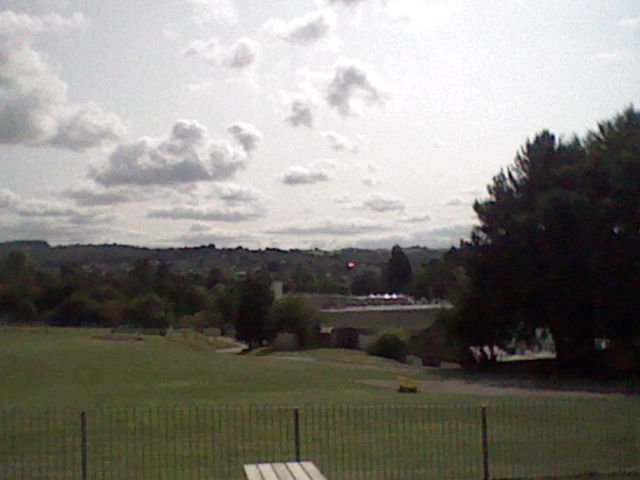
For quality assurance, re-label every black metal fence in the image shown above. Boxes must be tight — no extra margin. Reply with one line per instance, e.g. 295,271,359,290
1,400,639,480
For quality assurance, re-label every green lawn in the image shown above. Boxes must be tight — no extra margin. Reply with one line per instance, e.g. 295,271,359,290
1,327,639,480
0,326,461,408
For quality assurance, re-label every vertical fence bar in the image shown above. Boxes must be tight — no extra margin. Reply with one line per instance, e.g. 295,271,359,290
481,405,490,480
293,408,301,462
80,411,88,480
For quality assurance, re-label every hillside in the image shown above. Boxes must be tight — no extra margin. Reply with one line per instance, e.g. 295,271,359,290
0,240,446,276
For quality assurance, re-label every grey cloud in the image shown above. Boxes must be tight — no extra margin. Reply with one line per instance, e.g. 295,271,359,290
361,176,382,187
400,213,432,223
362,192,405,212
0,219,115,245
61,185,148,206
227,122,263,153
184,36,260,69
49,102,126,151
268,217,387,236
325,61,389,116
0,187,116,234
90,119,255,187
321,130,357,152
281,160,337,185
1,187,81,218
345,224,472,249
214,182,263,204
0,10,125,150
265,10,335,46
148,203,266,222
285,99,314,128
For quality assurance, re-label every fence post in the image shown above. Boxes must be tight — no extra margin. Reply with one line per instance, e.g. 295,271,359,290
481,405,490,480
293,408,301,462
80,411,88,480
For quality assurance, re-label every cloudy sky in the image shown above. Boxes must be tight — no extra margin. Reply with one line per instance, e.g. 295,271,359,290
0,0,638,250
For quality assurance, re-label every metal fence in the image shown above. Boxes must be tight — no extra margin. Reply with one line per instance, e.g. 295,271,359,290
1,400,639,480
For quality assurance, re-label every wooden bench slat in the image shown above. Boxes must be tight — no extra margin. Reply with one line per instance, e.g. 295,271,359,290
257,463,280,480
300,461,327,480
272,463,296,480
285,462,312,480
244,464,263,480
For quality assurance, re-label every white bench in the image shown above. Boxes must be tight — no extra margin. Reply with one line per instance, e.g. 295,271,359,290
244,461,327,480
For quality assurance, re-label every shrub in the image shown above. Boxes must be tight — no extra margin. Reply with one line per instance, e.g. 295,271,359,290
365,329,408,362
266,296,321,348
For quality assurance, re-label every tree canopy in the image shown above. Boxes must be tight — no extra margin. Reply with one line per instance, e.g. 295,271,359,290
458,106,640,372
387,245,412,293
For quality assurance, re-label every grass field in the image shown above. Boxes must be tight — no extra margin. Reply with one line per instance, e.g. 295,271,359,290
0,326,468,408
1,327,639,480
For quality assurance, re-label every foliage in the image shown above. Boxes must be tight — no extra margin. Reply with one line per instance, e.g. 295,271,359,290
350,270,383,295
365,328,408,362
265,296,321,347
458,107,640,372
234,272,274,346
387,245,412,293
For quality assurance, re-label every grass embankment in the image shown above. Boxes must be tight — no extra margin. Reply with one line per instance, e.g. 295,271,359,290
1,327,638,480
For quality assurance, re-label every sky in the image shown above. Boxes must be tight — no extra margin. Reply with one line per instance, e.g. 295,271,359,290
0,0,638,250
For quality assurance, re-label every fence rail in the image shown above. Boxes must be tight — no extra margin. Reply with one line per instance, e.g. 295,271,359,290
1,400,639,480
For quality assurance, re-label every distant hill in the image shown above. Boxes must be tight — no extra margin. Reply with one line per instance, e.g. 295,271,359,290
0,241,446,276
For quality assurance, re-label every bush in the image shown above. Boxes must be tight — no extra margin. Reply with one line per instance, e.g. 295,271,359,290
365,329,408,362
266,296,321,348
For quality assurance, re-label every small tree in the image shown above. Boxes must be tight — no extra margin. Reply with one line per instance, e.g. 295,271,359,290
387,245,412,293
234,272,274,346
266,296,321,348
365,329,408,362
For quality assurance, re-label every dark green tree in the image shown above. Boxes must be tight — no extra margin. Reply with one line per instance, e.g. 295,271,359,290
459,107,640,371
350,270,383,295
234,272,274,346
386,245,412,293
265,296,321,347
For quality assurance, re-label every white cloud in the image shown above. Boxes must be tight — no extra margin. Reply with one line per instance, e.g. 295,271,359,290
226,121,263,153
325,60,389,116
268,217,387,236
265,10,335,46
90,119,258,187
0,10,125,150
321,130,358,152
590,51,629,64
175,226,262,248
281,159,338,185
362,192,405,212
619,17,640,28
184,36,260,69
379,0,466,30
187,0,237,25
327,0,368,6
285,97,314,128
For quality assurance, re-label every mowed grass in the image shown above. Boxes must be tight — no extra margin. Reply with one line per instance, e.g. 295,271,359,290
0,326,469,408
1,327,639,480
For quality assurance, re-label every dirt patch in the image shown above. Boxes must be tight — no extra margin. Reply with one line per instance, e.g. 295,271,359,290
93,335,144,342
